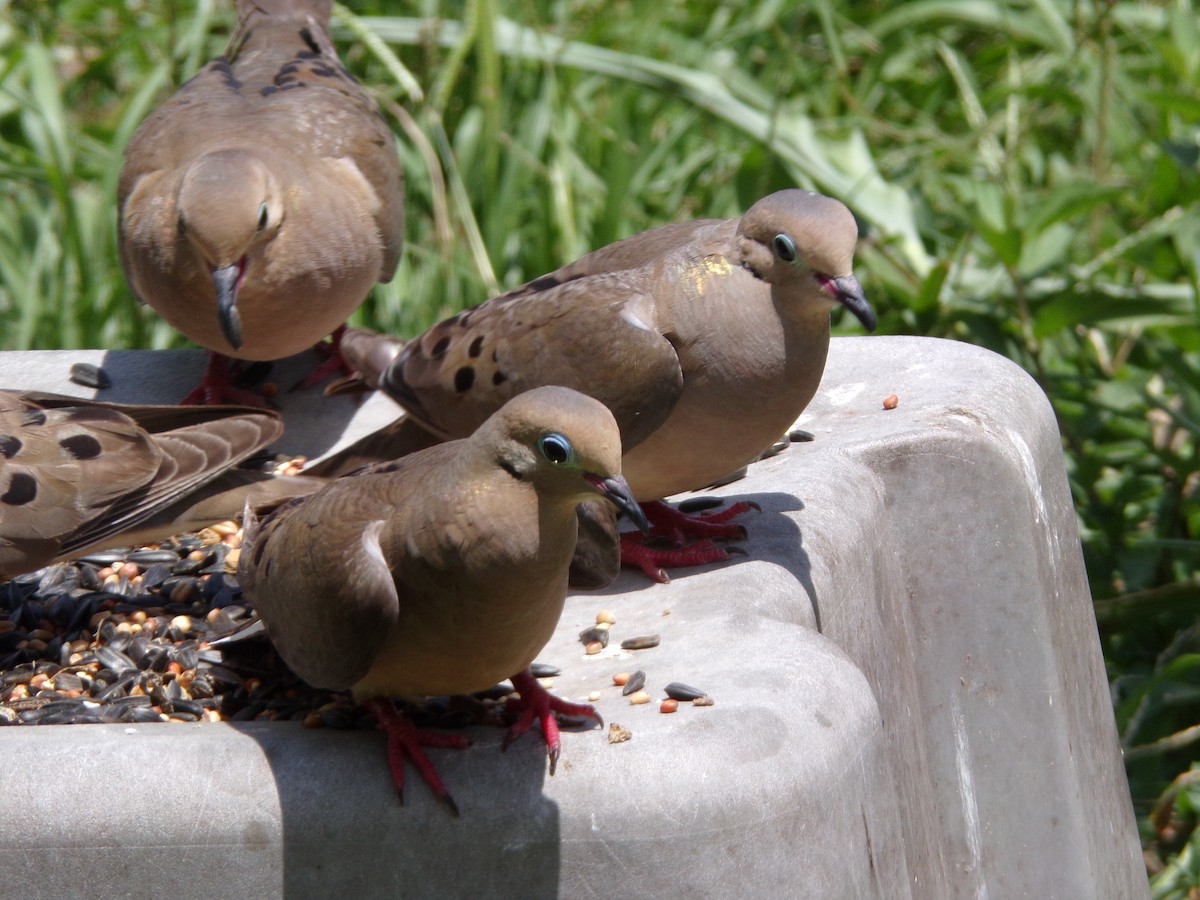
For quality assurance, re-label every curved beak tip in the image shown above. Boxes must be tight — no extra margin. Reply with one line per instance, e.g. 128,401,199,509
212,264,244,350
595,475,650,534
834,275,877,333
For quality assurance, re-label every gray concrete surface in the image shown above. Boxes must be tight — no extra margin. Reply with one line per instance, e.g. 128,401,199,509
0,337,1145,898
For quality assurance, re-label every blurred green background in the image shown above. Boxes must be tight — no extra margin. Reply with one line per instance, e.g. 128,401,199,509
2,0,1198,889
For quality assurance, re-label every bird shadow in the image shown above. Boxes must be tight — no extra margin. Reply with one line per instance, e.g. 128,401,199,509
94,347,383,463
584,490,821,631
234,709,566,897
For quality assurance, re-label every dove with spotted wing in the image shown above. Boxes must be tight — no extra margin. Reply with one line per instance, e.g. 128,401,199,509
339,189,875,580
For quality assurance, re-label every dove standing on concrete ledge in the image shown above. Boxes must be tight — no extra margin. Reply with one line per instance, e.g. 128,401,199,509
118,0,404,405
238,386,648,813
0,392,282,580
340,189,876,580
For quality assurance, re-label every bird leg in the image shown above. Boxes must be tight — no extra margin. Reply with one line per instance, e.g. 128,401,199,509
362,696,470,816
619,499,758,583
645,498,758,542
503,669,602,776
292,324,353,391
180,352,269,406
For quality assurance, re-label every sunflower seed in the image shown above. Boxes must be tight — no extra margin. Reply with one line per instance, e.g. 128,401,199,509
69,362,111,389
620,634,660,651
663,682,709,702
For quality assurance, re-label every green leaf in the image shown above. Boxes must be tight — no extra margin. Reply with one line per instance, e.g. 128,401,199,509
1022,183,1122,238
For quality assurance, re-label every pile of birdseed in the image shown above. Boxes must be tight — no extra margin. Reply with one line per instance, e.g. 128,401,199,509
0,522,506,731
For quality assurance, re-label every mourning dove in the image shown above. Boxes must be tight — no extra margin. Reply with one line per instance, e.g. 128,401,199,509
118,0,404,405
238,386,648,811
0,392,282,580
340,189,875,579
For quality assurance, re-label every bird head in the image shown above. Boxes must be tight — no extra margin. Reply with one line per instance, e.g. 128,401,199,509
482,386,649,531
177,149,284,350
735,190,876,332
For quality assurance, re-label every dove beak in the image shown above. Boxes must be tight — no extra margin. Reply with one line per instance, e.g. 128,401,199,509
824,273,877,333
212,262,245,350
586,473,650,534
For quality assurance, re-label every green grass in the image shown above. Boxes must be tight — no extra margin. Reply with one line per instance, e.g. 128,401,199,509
2,0,1199,887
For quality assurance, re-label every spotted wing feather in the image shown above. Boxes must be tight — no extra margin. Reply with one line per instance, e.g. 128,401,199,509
383,273,684,450
0,393,282,578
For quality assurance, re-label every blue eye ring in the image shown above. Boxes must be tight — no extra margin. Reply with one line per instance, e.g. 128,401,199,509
773,233,797,262
538,432,574,465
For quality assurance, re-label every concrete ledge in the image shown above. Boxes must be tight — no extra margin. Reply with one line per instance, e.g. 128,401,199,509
0,337,1145,898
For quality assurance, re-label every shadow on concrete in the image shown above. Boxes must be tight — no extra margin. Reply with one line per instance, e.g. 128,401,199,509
584,489,820,629
234,711,565,897
95,348,372,463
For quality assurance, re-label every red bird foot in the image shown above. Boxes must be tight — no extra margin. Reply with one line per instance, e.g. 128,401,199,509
503,669,602,775
180,352,269,406
292,324,353,391
362,696,471,816
620,499,758,583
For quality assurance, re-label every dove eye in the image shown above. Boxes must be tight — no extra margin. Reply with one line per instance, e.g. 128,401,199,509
773,233,797,263
256,202,269,232
538,433,574,465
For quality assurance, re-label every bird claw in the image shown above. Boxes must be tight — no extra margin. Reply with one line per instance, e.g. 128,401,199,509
290,325,353,391
620,536,734,581
363,697,469,816
618,499,757,580
645,498,757,543
180,353,270,406
503,669,601,776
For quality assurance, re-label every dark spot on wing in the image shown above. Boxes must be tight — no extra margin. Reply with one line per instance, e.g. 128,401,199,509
369,459,406,476
454,367,475,392
492,372,507,386
59,434,103,460
0,435,20,457
210,57,242,92
468,336,485,358
2,472,37,506
298,28,321,55
21,410,47,427
431,336,450,358
524,274,563,293
260,85,279,97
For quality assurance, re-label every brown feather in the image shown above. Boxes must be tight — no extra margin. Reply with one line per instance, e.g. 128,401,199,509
118,0,403,361
0,393,281,578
